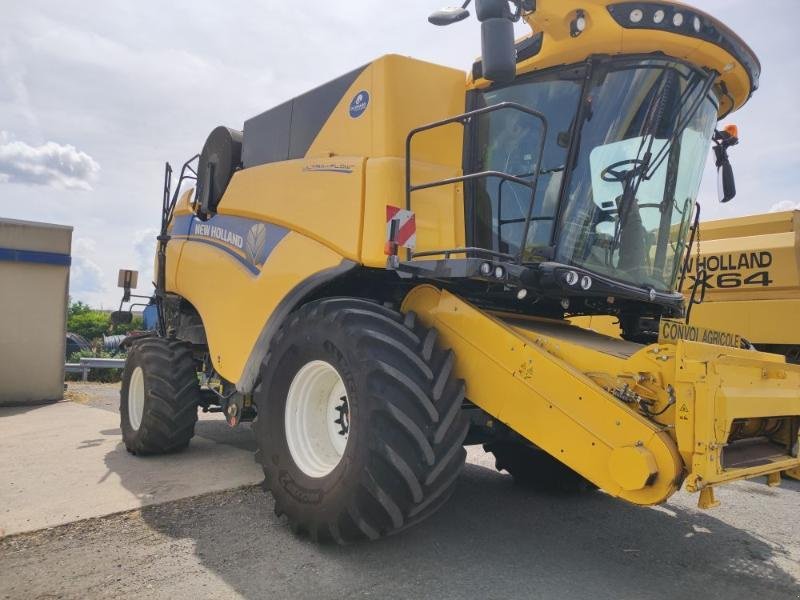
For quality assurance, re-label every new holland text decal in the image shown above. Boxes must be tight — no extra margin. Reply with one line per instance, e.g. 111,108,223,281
684,251,773,291
171,214,289,275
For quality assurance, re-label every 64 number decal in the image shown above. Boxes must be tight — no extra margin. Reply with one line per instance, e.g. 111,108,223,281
688,270,773,290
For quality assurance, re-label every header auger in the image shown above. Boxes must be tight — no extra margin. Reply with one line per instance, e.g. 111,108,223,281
115,0,798,543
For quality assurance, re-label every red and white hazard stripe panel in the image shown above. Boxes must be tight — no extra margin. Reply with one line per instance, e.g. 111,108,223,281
385,205,416,255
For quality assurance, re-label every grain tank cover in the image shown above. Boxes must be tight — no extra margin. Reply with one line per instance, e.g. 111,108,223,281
196,126,243,217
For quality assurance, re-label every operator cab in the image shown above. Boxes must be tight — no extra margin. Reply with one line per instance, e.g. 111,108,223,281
470,56,715,294
400,0,759,338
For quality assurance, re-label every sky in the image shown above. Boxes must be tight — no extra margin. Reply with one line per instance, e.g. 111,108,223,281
1,0,798,307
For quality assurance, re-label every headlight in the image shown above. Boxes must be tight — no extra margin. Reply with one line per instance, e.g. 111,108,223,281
564,270,580,286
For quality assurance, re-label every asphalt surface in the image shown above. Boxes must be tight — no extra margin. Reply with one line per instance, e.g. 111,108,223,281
0,385,798,600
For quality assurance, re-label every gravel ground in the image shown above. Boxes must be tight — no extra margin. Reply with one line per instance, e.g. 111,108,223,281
1,456,798,600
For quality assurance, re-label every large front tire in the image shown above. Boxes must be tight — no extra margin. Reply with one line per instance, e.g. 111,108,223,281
120,338,200,455
254,298,469,543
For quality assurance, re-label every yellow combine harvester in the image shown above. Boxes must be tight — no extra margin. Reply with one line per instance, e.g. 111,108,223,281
114,0,800,542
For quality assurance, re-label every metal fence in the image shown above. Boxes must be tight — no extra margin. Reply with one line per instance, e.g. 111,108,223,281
65,357,126,382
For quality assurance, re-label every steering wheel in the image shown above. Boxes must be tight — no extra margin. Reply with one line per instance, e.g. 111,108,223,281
601,159,647,183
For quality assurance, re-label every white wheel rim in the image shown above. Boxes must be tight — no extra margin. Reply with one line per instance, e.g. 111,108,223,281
128,366,145,431
285,360,350,478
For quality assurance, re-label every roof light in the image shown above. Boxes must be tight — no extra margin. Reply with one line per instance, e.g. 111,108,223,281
494,266,505,280
480,262,492,276
606,2,761,94
570,10,587,37
580,276,593,291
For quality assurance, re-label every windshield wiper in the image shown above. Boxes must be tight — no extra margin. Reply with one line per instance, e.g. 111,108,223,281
606,67,716,274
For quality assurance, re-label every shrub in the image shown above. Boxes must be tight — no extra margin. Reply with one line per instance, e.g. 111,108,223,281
67,310,111,343
66,349,127,384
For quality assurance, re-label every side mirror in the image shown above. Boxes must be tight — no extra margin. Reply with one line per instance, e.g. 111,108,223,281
717,160,736,203
713,125,739,203
110,311,133,326
476,0,516,83
480,18,516,83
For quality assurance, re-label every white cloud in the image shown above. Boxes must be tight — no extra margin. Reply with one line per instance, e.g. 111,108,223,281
2,0,799,308
0,131,100,190
133,229,158,292
70,237,106,298
770,200,800,213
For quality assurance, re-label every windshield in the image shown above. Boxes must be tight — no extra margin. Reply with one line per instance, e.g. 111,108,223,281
470,67,584,257
554,59,718,292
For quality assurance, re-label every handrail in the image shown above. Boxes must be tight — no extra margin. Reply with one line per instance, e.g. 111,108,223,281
411,247,515,261
677,201,701,293
405,101,549,264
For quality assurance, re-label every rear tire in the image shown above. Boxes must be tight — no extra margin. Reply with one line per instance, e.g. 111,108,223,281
484,441,596,493
120,338,200,455
254,298,469,543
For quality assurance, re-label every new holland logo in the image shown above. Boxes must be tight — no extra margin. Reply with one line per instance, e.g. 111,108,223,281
245,223,268,267
349,90,370,118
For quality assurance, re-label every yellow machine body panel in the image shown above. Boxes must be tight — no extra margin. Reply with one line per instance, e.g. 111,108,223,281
174,229,344,385
163,190,195,291
166,55,468,384
405,286,800,501
218,158,367,261
363,158,466,266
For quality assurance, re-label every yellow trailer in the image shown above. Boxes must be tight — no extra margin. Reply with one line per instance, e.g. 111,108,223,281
114,0,799,542
684,209,800,362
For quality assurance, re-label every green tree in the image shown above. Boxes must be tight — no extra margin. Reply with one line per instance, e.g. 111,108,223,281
68,299,92,318
67,299,147,342
67,310,110,342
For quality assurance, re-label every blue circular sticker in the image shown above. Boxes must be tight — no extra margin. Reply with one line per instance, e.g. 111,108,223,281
349,91,370,118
